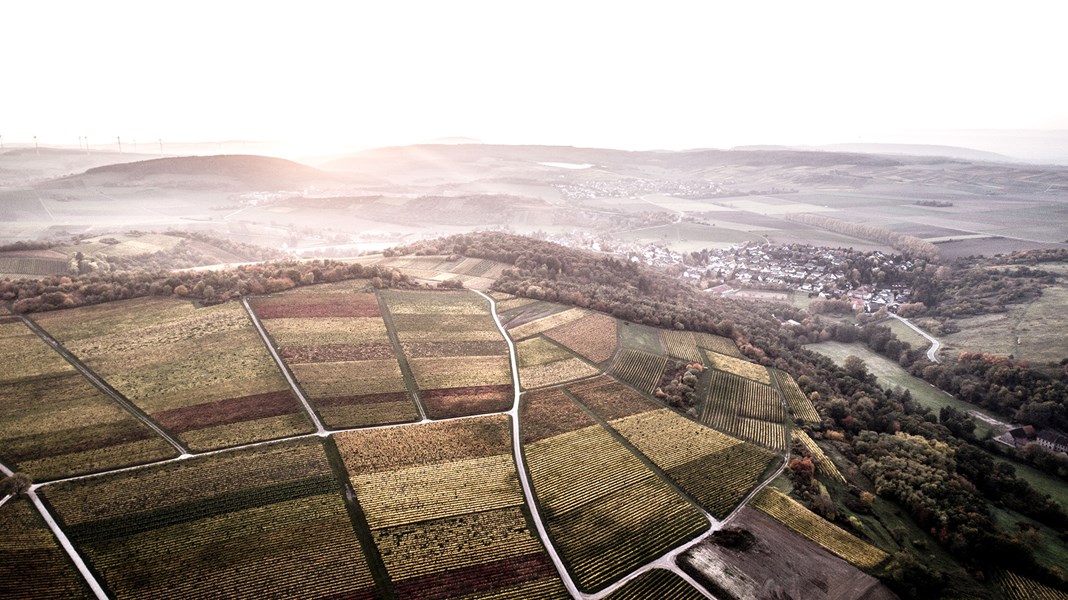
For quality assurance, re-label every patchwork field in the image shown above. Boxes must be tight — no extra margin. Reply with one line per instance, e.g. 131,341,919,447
0,497,93,599
33,297,314,451
0,319,176,480
569,376,777,519
249,282,419,429
521,387,708,591
516,336,599,389
383,290,513,418
751,488,889,570
701,370,788,451
42,438,379,599
335,416,566,598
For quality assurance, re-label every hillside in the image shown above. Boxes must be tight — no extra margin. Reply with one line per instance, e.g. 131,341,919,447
79,154,330,188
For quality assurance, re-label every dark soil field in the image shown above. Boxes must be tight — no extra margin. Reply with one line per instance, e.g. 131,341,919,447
680,508,897,600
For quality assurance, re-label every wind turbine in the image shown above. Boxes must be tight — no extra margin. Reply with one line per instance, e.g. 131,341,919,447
117,136,123,153
34,135,39,155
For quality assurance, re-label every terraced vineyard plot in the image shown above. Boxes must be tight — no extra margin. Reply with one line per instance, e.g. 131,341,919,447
0,498,93,599
606,408,776,518
42,438,379,600
34,297,313,451
751,489,888,570
693,331,743,358
249,286,419,429
772,369,821,424
523,391,707,592
566,375,656,421
508,307,589,340
660,330,703,363
0,320,177,480
995,570,1068,600
516,336,599,389
793,430,845,483
706,350,771,384
543,312,618,363
605,569,705,600
335,416,567,598
610,349,669,394
702,370,788,451
384,290,514,418
496,296,539,312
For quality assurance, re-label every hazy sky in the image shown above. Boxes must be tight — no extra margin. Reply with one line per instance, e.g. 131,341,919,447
4,1,1067,154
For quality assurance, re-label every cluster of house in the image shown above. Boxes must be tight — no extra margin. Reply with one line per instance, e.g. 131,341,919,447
997,425,1068,454
553,179,724,201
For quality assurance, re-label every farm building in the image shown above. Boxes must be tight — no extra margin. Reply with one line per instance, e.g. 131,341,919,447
1037,430,1068,454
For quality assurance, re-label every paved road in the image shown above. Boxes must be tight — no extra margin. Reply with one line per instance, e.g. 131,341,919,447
474,290,584,599
889,313,941,362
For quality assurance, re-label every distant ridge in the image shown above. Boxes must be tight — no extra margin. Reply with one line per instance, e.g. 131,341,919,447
818,143,1012,163
83,155,327,187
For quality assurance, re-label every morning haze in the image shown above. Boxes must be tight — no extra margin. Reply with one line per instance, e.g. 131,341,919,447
2,2,1067,600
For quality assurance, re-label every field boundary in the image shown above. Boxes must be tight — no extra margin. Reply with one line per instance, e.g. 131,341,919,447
320,436,396,600
374,291,429,421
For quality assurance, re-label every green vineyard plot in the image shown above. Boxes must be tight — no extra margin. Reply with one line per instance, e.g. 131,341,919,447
42,438,379,599
335,415,567,599
0,319,177,480
248,282,420,429
33,298,315,451
521,389,707,592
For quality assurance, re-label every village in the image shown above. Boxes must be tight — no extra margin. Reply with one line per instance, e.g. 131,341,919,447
543,230,916,313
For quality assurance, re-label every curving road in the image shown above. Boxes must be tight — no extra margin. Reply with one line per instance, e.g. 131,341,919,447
889,313,941,362
474,290,584,599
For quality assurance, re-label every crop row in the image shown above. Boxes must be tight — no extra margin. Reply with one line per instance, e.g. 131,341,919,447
383,289,490,316
338,416,563,595
705,351,771,384
995,570,1068,600
543,312,618,364
0,498,92,599
608,409,738,470
546,476,708,592
521,359,599,390
410,354,511,388
392,552,566,600
793,430,845,483
43,438,378,599
353,454,524,529
0,255,69,276
508,307,588,340
605,569,705,600
605,408,775,518
702,370,788,451
451,257,501,278
610,349,668,394
771,369,821,424
496,296,540,312
251,289,380,319
35,298,313,451
520,387,598,444
693,331,742,358
659,330,703,363
566,376,655,420
0,321,176,480
751,489,889,570
45,439,331,524
250,287,420,429
524,419,707,591
79,494,377,600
